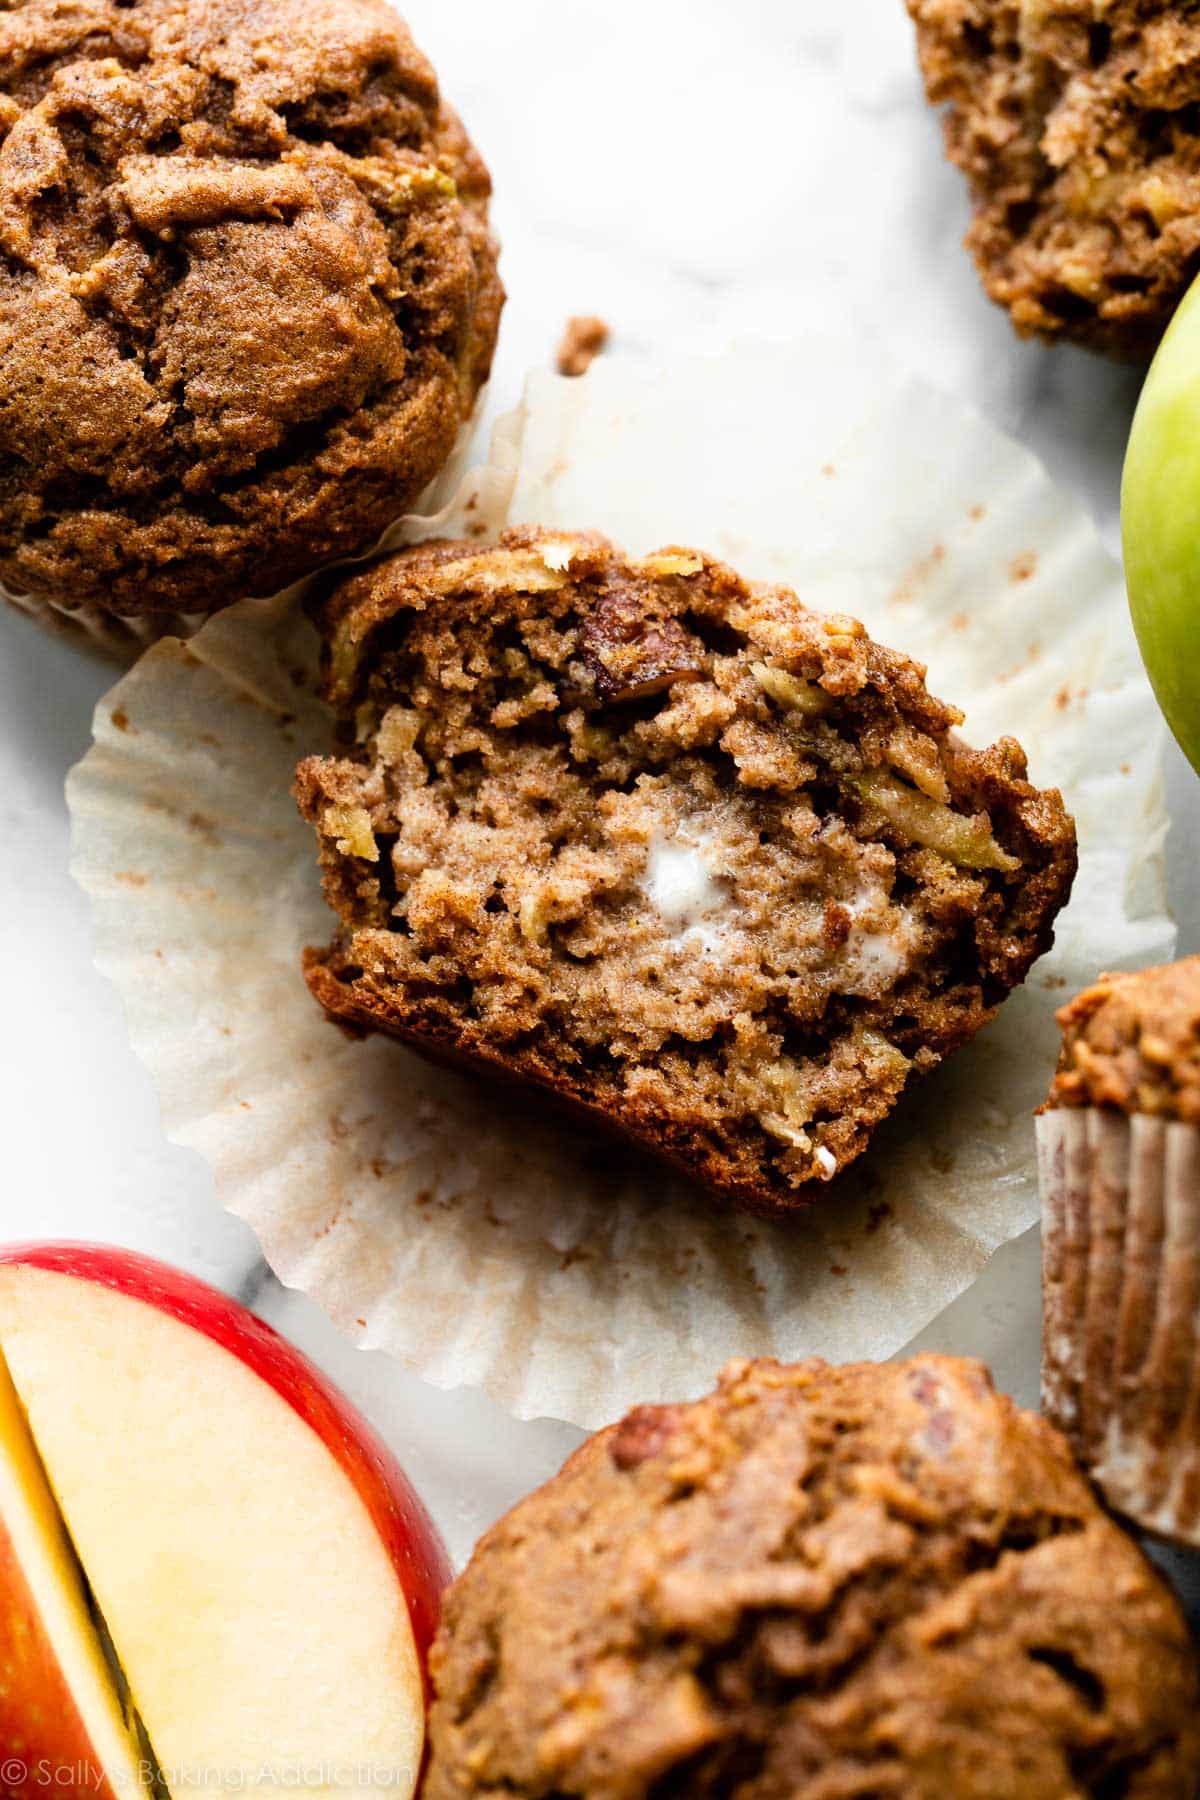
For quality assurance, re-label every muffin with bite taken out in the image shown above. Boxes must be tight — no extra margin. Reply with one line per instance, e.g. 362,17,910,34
295,528,1077,1214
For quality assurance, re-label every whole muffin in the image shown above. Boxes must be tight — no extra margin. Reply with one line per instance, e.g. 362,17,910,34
294,529,1076,1215
1039,958,1200,1545
0,0,501,618
905,0,1200,359
426,1355,1200,1799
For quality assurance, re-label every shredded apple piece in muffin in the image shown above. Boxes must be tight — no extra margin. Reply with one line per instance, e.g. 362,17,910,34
295,529,1077,1214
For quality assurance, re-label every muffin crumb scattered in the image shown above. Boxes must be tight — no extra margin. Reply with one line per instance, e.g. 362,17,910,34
557,314,610,377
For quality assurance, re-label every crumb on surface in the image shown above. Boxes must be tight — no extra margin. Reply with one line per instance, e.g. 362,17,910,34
556,314,610,377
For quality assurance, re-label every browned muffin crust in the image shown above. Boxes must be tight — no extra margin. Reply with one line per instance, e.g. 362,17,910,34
424,1355,1200,1800
1045,958,1200,1122
295,529,1076,1215
0,0,502,616
905,0,1200,359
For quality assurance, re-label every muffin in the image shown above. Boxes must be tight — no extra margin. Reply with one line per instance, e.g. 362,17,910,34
294,528,1077,1215
1038,957,1200,1544
0,0,501,632
905,0,1200,359
424,1355,1200,1799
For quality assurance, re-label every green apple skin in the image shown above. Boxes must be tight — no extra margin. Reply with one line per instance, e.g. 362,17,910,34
1122,273,1200,775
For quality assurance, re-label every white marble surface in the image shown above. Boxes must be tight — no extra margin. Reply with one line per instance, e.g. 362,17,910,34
0,0,1197,1576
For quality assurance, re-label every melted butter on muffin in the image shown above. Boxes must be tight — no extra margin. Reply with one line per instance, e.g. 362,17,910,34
641,825,732,957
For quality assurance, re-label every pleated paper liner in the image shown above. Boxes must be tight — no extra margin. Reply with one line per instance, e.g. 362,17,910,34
69,341,1174,1429
5,587,208,665
1039,1108,1200,1545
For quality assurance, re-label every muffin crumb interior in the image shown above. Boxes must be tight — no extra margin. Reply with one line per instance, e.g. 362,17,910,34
297,530,1077,1211
907,0,1200,357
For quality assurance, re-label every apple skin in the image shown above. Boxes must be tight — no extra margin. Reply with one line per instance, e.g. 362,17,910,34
1121,274,1200,775
0,1242,453,1688
0,1510,129,1800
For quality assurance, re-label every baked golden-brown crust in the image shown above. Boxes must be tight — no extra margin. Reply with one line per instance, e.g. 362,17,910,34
425,1355,1200,1799
905,0,1200,359
0,0,501,616
295,529,1076,1215
1044,958,1200,1122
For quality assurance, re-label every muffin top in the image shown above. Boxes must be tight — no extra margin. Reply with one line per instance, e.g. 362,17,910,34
1045,957,1200,1122
0,0,501,616
425,1355,1200,1800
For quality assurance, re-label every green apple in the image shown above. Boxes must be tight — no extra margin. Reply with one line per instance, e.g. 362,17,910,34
1122,275,1200,774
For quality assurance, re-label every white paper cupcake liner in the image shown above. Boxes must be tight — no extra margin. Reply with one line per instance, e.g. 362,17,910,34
1039,1108,1200,1544
5,587,209,665
68,340,1175,1429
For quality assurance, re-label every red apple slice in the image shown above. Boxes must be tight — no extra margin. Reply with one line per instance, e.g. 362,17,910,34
0,1344,152,1800
0,1244,452,1800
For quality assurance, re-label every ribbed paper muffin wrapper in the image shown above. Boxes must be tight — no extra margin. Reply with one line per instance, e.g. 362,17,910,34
68,340,1174,1429
1039,1108,1200,1544
4,588,209,665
